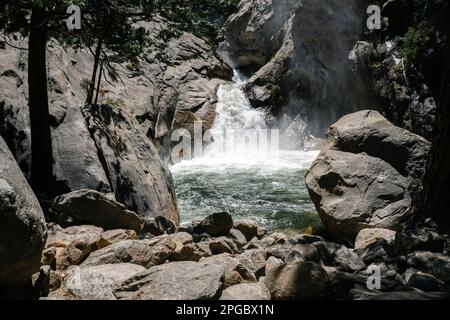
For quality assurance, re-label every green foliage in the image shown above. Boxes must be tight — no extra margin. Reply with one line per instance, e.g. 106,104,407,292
56,1,151,60
403,21,436,68
166,0,240,45
0,0,240,108
402,21,445,89
1,0,239,65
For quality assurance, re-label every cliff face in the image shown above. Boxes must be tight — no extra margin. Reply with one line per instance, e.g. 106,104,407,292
219,0,368,137
0,17,232,221
349,0,448,141
219,0,447,141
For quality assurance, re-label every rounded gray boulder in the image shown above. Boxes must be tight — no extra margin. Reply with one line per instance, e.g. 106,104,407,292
0,137,47,289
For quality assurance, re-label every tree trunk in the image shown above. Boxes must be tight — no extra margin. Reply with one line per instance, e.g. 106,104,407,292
94,61,103,106
421,16,450,233
28,4,53,197
86,38,103,105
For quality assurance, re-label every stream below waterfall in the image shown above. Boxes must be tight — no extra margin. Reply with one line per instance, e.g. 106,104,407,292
171,71,321,233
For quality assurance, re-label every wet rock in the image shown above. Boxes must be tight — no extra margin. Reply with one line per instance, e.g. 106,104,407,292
349,31,438,141
193,212,233,237
52,189,143,233
0,19,228,223
220,283,271,300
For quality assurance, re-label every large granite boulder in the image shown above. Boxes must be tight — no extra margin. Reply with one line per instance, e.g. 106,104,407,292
52,189,143,232
264,256,329,300
0,137,47,289
306,110,430,239
45,224,103,249
65,264,146,300
81,238,176,268
82,104,179,224
114,260,226,300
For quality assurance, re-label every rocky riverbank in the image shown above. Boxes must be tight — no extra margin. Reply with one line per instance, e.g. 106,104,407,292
21,211,450,300
2,109,449,300
1,0,449,301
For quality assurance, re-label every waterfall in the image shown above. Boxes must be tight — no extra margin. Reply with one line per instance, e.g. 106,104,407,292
204,70,272,160
171,70,320,231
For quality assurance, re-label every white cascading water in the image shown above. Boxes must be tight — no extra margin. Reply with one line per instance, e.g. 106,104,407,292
203,70,270,161
171,70,320,231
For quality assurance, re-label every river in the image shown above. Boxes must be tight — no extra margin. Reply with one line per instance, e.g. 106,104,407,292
171,71,320,233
